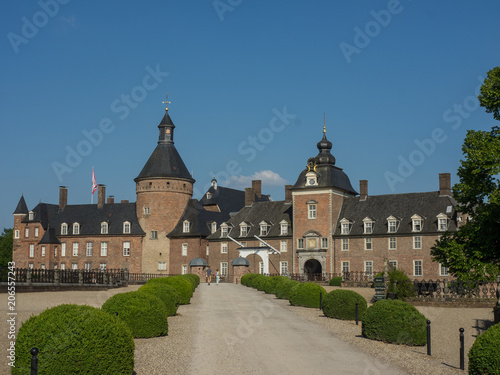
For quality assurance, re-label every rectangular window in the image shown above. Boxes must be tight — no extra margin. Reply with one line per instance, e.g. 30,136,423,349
341,222,350,235
14,230,19,239
221,262,228,277
342,261,350,280
388,221,397,233
280,261,288,275
28,263,34,269
60,263,65,270
440,264,449,277
240,226,248,237
221,226,228,237
413,219,422,232
54,246,58,257
342,238,349,251
321,238,328,249
240,241,247,247
183,221,190,233
438,218,447,231
41,246,46,257
25,228,29,237
297,238,304,249
280,223,288,236
158,262,167,271
280,240,287,252
123,222,131,234
61,224,68,235
143,206,150,215
99,263,106,271
54,264,58,270
73,224,80,235
123,242,130,256
72,242,79,256
364,260,373,276
389,237,396,250
40,264,45,270
151,230,158,240
85,262,91,271
86,242,93,256
100,242,108,256
259,262,264,274
364,222,373,234
308,204,317,219
221,242,228,254
35,227,39,237
72,263,78,270
211,222,217,233
413,236,422,249
101,222,108,234
206,244,210,256
182,243,188,256
414,260,423,276
260,225,269,236
61,243,66,257
29,244,34,257
365,238,372,250
182,264,188,275
389,260,398,269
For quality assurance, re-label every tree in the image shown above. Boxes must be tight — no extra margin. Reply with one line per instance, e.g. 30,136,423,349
0,228,13,267
431,68,500,282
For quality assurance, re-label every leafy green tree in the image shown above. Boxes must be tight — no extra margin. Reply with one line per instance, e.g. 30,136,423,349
431,68,500,282
0,228,13,267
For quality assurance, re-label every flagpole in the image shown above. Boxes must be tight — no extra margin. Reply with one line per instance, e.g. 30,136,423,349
91,166,94,205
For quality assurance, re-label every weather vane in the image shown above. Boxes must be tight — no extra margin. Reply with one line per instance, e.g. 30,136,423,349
323,112,326,134
162,94,171,111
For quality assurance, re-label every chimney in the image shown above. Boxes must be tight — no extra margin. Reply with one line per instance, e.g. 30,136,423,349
107,196,115,204
252,180,262,199
439,173,451,196
285,185,292,203
59,186,68,211
245,187,255,207
359,180,368,201
121,200,129,204
97,185,106,209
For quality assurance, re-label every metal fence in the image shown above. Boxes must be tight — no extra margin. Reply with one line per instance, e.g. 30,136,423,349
288,271,377,285
404,279,499,300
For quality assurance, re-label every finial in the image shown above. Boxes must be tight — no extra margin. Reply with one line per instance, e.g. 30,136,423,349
162,94,171,111
323,113,326,134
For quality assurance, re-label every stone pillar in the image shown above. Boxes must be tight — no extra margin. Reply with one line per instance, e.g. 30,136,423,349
233,265,249,284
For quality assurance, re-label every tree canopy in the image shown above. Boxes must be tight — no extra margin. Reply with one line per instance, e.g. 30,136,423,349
431,68,500,281
0,228,13,267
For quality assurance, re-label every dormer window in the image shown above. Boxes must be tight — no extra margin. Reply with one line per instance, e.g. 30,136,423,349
240,222,250,237
437,213,448,231
220,223,228,238
206,192,212,199
387,216,399,233
211,222,217,234
29,211,34,221
101,222,108,234
280,221,288,236
307,200,318,219
61,223,68,235
259,221,270,236
123,221,131,234
183,221,190,233
73,223,80,235
363,218,374,234
340,218,352,235
411,215,423,232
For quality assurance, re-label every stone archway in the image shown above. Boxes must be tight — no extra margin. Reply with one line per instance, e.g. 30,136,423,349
304,259,322,281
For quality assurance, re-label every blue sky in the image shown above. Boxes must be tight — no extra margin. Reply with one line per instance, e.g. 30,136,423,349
1,0,499,231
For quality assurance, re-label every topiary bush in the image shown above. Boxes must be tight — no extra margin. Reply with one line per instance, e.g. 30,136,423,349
247,274,266,289
179,274,199,290
468,321,500,374
275,279,300,299
263,276,288,294
329,276,342,286
362,299,427,345
254,275,270,291
146,276,193,304
322,289,367,320
138,283,180,316
240,273,258,286
102,291,168,338
289,282,326,308
13,304,134,375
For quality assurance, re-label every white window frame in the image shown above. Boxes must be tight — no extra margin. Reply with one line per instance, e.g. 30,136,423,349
54,246,58,257
29,211,34,221
158,262,167,271
25,227,29,237
280,222,288,236
365,237,372,250
221,242,228,254
297,238,304,249
280,240,287,252
437,214,448,231
411,215,423,232
259,262,264,274
150,230,158,240
182,264,188,275
99,263,106,271
61,243,66,257
389,260,398,269
29,244,34,257
221,224,228,238
342,261,350,274
439,263,449,277
413,236,422,249
123,241,130,256
340,218,351,235
387,217,398,233
364,260,374,277
28,263,34,269
206,244,210,256
101,222,108,234
85,262,92,271
342,238,349,251
41,246,45,257
183,221,190,233
182,243,188,256
363,218,374,234
123,221,131,234
14,230,19,239
143,206,150,215
389,237,396,250
86,242,93,256
72,242,79,256
413,260,423,277
100,242,108,256
308,204,317,219
280,261,288,275
72,263,78,270
321,237,328,249
221,262,228,277
73,223,80,235
240,223,249,237
211,222,217,234
35,227,39,237
60,263,65,270
61,223,68,235
259,221,270,236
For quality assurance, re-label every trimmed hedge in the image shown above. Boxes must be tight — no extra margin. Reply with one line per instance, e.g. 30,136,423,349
362,299,427,345
240,273,259,286
263,276,289,294
468,322,500,374
247,274,267,289
138,283,180,316
275,279,300,299
102,291,169,338
254,275,270,291
146,276,193,304
178,274,199,290
289,282,326,308
322,289,367,320
13,304,134,375
329,277,342,286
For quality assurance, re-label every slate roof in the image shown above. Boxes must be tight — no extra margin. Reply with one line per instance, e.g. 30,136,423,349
21,202,145,236
13,195,28,215
333,191,458,236
292,164,358,195
207,200,293,240
135,143,194,182
39,227,61,245
199,185,246,214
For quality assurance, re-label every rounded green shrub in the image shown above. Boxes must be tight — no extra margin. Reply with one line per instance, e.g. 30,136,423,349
178,274,197,291
275,279,300,299
254,275,270,291
263,276,288,294
13,304,134,375
138,283,180,316
146,276,193,304
362,299,427,345
102,291,168,338
240,273,258,286
329,276,342,286
247,274,266,289
468,321,500,374
322,289,367,320
289,282,326,308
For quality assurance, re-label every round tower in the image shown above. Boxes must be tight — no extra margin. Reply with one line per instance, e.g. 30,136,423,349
135,106,195,273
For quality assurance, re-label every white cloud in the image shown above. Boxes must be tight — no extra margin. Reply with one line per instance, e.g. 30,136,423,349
229,170,287,189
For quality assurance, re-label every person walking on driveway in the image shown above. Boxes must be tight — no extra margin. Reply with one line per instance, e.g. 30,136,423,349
206,266,212,285
216,269,220,285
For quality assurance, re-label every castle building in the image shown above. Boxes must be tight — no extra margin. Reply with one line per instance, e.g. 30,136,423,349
12,106,462,281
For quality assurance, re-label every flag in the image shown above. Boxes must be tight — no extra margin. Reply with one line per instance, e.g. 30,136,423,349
92,167,97,194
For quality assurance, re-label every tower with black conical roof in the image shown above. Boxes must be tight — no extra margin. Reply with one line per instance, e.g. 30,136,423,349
135,105,195,273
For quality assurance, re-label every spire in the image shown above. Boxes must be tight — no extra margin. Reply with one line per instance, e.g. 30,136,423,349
14,195,28,215
158,95,175,144
316,116,335,165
